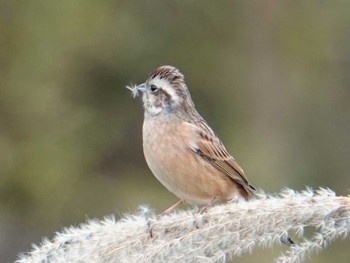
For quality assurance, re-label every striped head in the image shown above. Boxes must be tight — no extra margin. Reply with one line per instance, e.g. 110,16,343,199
136,66,196,116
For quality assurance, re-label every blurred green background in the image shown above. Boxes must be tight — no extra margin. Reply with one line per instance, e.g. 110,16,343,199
1,0,349,262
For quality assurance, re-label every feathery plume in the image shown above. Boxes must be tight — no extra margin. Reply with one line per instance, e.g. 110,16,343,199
16,188,350,263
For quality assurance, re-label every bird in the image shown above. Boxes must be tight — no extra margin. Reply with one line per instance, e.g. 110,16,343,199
127,66,294,246
126,65,256,215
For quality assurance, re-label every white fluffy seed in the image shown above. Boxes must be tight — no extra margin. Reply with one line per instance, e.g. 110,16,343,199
126,83,139,98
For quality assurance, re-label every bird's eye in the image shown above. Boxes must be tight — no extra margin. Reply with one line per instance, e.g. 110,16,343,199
150,84,158,92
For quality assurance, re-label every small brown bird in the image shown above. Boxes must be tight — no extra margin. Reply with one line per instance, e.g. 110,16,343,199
127,65,256,214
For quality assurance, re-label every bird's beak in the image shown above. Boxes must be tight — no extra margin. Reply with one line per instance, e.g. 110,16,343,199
137,83,147,93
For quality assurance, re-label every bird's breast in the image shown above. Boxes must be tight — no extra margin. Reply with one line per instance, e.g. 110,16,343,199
142,116,238,204
142,117,188,190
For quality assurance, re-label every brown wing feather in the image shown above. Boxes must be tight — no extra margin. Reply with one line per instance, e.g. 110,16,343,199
187,120,255,194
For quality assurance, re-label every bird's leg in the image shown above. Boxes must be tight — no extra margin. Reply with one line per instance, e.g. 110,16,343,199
198,197,218,214
159,200,185,216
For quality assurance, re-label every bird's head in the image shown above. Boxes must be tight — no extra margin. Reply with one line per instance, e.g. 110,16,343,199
127,65,195,116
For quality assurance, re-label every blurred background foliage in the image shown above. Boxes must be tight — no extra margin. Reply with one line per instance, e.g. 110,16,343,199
0,0,349,262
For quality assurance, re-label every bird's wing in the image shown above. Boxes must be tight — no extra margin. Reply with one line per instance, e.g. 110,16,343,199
184,121,256,193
